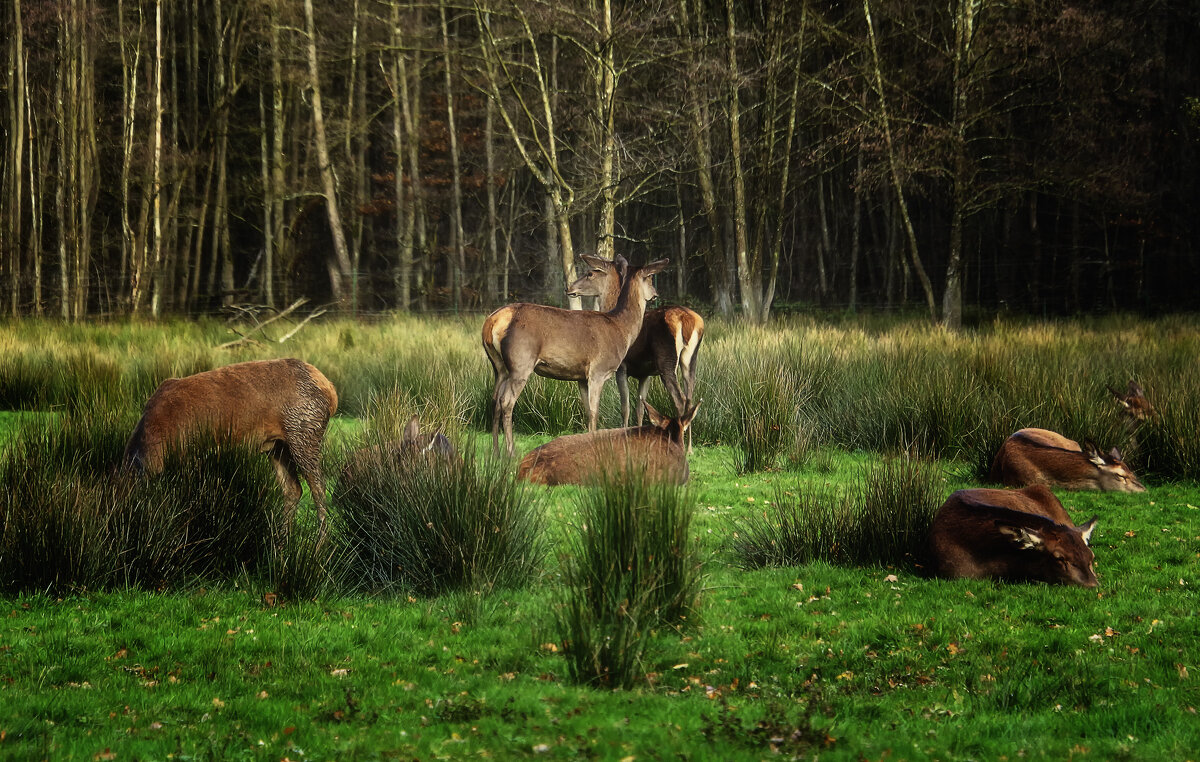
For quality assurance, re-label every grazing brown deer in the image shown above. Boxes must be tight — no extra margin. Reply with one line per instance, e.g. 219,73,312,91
928,485,1099,586
340,415,456,479
989,428,1145,492
517,400,699,486
124,358,338,538
565,254,704,446
483,258,669,456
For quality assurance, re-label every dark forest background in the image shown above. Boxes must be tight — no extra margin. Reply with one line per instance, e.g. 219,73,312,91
2,0,1198,326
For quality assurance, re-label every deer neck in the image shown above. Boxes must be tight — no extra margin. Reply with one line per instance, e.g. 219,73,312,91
607,276,650,345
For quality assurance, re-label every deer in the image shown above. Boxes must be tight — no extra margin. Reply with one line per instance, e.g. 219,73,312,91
989,428,1145,492
123,358,338,541
517,400,699,486
340,414,456,480
1108,379,1156,459
928,484,1099,586
482,258,669,457
565,254,704,450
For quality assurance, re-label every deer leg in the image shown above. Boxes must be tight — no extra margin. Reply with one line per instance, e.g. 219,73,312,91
634,377,653,427
286,430,329,529
499,368,532,457
617,366,631,428
491,376,508,456
584,377,607,433
269,443,304,544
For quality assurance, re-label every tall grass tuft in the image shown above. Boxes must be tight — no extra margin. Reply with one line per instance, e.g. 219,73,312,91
558,475,703,689
0,412,284,592
717,346,808,473
733,456,944,570
334,441,544,597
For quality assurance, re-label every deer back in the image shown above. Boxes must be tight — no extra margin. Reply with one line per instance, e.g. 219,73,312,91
124,358,337,472
929,486,1099,587
989,428,1145,492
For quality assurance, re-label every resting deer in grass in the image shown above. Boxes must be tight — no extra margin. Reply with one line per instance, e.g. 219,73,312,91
1109,379,1156,457
989,428,1145,492
928,484,1099,587
124,358,338,540
566,254,704,449
340,415,456,480
518,400,699,486
483,258,669,456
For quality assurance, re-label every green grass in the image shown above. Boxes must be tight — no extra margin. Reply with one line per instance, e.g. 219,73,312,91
0,316,1198,760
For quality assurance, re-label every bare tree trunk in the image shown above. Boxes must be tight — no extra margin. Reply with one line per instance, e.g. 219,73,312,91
269,14,286,309
725,0,762,321
149,0,164,317
303,0,353,306
484,92,499,304
440,0,466,310
863,0,937,322
476,5,580,308
5,0,28,315
676,0,731,315
346,0,366,309
942,0,978,330
593,0,618,262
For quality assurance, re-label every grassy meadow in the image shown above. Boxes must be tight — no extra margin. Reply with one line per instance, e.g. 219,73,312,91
0,314,1198,760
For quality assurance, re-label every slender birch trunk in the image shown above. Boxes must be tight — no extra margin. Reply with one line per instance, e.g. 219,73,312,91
302,0,353,307
441,0,466,309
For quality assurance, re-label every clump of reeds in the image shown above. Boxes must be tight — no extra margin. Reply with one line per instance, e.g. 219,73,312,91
558,474,703,689
0,410,284,593
733,455,944,570
333,436,544,597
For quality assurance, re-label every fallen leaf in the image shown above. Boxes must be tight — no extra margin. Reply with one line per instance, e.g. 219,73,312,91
884,574,898,583
330,668,350,677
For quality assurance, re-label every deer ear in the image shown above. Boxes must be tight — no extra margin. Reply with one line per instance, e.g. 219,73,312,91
997,523,1043,550
1076,516,1098,545
1108,447,1123,462
615,254,629,276
1083,441,1106,466
579,254,606,270
405,415,421,442
643,401,667,428
640,258,669,277
681,399,702,429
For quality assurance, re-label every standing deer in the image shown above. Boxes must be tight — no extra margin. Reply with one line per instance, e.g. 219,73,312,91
928,484,1099,586
518,400,699,486
124,358,339,539
565,254,704,446
483,258,669,456
989,428,1145,492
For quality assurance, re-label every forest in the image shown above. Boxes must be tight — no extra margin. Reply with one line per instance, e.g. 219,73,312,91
2,0,1198,326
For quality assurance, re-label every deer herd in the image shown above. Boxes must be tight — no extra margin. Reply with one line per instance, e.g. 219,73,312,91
121,256,1157,589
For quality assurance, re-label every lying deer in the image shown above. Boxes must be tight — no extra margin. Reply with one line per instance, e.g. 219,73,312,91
928,484,1099,586
517,400,699,486
483,258,668,456
566,254,704,449
124,358,338,539
989,428,1145,492
340,414,456,480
